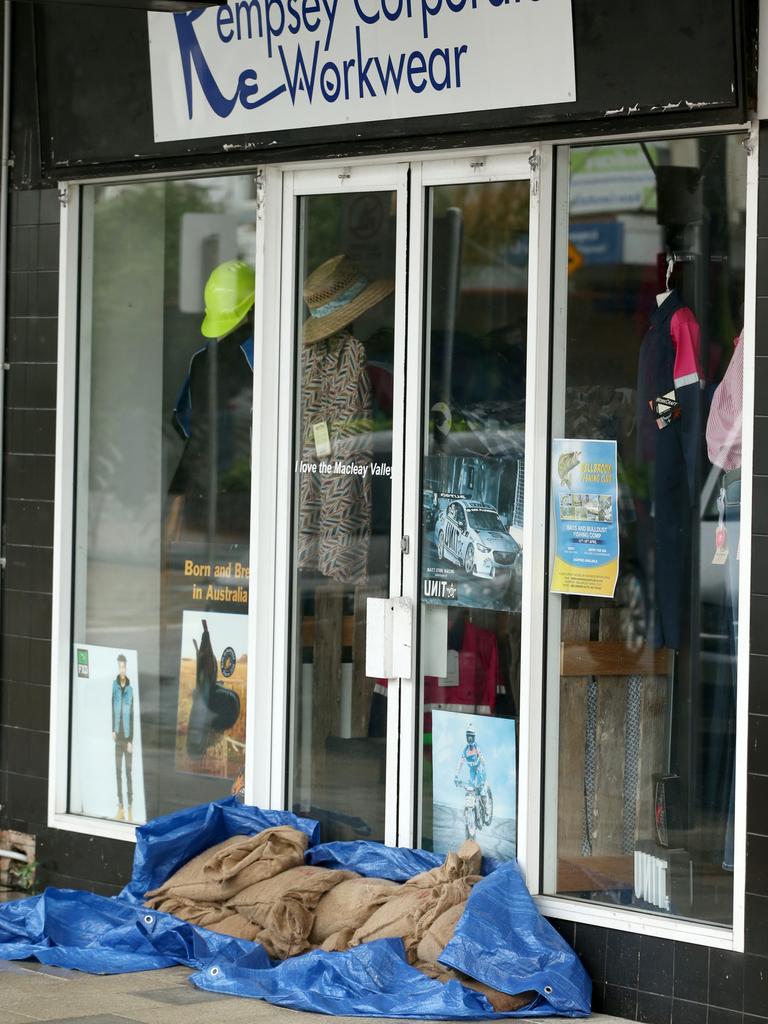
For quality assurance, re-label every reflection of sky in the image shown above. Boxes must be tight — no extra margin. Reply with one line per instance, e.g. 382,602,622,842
181,611,249,662
432,710,516,818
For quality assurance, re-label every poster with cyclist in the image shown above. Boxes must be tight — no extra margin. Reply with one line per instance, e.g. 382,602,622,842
431,709,517,860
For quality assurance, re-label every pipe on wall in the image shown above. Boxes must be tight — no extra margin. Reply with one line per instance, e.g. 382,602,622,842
0,848,28,863
0,1,11,593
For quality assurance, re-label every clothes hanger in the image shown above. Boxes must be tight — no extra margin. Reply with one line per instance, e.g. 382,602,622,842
656,255,675,307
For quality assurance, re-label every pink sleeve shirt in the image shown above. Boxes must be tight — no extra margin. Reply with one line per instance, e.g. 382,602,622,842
670,306,703,389
706,333,743,471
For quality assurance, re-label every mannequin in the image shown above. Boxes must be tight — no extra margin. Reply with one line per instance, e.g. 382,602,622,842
656,255,675,307
167,260,255,542
298,254,393,584
165,260,254,765
637,263,702,649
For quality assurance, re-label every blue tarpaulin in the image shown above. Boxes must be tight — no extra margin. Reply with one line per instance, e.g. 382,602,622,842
0,799,591,1018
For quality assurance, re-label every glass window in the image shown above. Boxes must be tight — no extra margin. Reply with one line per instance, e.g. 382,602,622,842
288,190,397,842
69,175,257,824
546,136,747,925
418,179,530,859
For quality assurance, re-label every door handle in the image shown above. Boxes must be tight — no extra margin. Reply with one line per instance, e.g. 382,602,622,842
365,597,413,681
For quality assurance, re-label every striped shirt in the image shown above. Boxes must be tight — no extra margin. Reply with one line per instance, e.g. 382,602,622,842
706,333,743,472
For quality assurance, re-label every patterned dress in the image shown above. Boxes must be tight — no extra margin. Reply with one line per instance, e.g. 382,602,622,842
298,330,373,584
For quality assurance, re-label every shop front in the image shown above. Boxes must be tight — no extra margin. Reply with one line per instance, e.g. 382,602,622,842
2,0,766,1018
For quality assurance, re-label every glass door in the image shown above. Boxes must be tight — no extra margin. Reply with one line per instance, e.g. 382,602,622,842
402,153,549,860
277,165,408,845
270,152,547,856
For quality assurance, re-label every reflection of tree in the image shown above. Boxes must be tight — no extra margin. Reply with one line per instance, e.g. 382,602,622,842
433,182,529,266
302,194,344,277
92,182,219,319
86,183,220,554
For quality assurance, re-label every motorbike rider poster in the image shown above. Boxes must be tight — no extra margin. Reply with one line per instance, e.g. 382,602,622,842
432,709,516,860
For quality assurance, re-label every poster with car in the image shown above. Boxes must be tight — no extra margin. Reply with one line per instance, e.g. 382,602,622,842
431,710,517,861
551,437,620,598
175,610,248,779
70,644,147,824
422,455,523,613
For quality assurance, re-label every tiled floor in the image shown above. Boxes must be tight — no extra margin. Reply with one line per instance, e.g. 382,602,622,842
0,960,628,1024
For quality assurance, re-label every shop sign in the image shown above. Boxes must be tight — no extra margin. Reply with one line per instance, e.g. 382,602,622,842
550,438,620,599
569,144,665,215
569,222,623,266
147,0,576,143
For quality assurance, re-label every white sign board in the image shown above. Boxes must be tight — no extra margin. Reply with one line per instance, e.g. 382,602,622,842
148,0,575,143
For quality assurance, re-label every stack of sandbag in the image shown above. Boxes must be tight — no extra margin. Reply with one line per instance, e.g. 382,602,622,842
412,899,534,1013
144,830,534,1011
310,875,400,950
333,839,482,960
144,826,313,946
225,865,359,958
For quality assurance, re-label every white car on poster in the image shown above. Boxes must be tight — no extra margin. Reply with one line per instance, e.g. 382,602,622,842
435,499,520,578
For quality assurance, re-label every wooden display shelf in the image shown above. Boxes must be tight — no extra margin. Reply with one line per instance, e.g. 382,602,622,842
557,855,635,894
560,641,671,678
301,614,355,648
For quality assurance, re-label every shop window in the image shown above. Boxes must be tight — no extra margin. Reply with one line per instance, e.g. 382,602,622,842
69,175,256,824
545,136,747,925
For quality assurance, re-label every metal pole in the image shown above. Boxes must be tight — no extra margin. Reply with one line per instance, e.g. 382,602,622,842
0,1,12,592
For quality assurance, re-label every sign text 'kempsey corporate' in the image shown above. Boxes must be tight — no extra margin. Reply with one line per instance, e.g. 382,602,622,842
148,0,575,142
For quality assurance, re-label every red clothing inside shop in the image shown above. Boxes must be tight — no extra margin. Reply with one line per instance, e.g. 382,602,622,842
423,620,504,733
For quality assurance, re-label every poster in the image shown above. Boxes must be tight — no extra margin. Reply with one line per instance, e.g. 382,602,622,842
175,610,248,779
551,438,620,598
431,710,516,861
167,541,250,612
70,645,147,824
422,455,523,613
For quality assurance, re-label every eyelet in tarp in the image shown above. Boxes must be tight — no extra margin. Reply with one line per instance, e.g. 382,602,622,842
0,799,591,1018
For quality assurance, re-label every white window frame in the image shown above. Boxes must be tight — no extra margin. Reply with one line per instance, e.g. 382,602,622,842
47,123,755,956
534,125,759,954
47,170,268,842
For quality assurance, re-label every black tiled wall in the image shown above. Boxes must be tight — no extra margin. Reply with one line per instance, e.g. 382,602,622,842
549,920,768,1024
0,187,133,894
746,126,768,962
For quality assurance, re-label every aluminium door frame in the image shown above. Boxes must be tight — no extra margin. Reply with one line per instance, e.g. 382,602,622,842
399,149,553,876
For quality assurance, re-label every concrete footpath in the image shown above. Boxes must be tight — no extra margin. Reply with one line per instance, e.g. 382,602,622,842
0,960,624,1024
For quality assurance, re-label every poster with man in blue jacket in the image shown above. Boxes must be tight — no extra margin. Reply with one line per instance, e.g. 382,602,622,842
112,654,134,821
71,645,147,824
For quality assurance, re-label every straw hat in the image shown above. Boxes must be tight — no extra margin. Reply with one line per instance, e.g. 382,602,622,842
303,254,394,345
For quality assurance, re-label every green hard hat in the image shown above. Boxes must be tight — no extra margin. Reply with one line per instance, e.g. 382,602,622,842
201,260,255,339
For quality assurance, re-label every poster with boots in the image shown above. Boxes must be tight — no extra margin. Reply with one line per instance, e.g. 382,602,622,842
175,611,248,778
